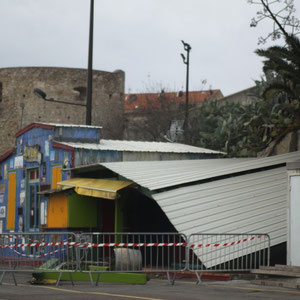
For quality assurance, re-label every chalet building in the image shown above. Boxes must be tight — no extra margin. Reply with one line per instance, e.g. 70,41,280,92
0,122,223,233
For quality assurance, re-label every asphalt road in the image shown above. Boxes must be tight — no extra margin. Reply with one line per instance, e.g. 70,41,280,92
1,273,300,300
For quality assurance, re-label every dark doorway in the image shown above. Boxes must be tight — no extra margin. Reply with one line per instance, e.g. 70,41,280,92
26,168,40,231
102,199,115,232
122,188,176,233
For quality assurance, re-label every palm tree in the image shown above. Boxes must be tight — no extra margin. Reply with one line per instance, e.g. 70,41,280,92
256,34,300,99
255,34,300,155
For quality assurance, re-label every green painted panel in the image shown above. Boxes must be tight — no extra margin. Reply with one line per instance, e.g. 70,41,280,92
68,193,98,228
32,270,147,284
115,198,124,233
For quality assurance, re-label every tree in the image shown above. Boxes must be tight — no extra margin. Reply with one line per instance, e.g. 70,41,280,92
179,1,300,157
255,34,300,100
188,95,292,157
247,0,300,155
248,0,300,44
254,33,300,154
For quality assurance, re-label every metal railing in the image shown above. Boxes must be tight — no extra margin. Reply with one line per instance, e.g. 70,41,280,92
0,231,270,286
78,232,187,285
187,233,270,283
0,232,77,286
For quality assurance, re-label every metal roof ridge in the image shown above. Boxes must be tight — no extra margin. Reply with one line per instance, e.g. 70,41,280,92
38,122,102,129
57,140,224,154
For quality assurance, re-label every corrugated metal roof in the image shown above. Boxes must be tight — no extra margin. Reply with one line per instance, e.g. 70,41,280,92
39,122,102,129
58,140,224,154
99,151,300,191
152,167,288,267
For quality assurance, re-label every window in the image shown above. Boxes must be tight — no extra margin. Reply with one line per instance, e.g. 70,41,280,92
73,86,87,101
29,169,39,181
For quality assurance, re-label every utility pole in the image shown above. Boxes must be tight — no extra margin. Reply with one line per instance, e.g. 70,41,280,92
86,0,94,125
180,40,191,142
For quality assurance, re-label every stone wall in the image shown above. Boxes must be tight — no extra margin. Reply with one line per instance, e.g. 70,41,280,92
0,67,125,155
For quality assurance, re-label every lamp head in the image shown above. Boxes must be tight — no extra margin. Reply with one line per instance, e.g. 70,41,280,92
181,40,191,51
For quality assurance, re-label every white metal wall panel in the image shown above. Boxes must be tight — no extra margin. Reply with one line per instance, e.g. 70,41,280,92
152,167,288,267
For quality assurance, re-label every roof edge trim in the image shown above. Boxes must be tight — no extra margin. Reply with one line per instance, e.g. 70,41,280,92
0,148,15,163
52,141,74,151
16,123,54,137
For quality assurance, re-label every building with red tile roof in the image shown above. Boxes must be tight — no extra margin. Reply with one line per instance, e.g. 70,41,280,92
123,89,223,141
124,89,223,112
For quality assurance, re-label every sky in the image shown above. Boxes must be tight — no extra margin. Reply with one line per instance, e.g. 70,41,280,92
0,0,299,96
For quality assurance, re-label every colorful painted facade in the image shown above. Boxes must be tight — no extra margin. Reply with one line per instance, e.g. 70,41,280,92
0,123,101,233
0,122,224,233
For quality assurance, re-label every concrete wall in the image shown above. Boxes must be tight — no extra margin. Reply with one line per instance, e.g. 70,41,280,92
220,86,257,105
0,67,125,155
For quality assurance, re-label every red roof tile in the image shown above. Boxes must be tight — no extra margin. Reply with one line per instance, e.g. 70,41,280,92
124,90,223,111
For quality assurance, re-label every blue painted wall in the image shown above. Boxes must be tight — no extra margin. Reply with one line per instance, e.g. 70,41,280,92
0,126,73,233
54,127,100,143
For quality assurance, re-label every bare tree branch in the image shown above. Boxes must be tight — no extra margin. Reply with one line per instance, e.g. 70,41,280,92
249,0,300,44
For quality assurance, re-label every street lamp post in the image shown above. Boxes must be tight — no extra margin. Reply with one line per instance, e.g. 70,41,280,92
180,40,191,141
33,1,94,126
86,0,94,126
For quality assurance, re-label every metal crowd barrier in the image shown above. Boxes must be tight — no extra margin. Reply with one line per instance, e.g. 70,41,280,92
0,232,77,286
78,232,187,285
0,231,271,286
187,233,270,283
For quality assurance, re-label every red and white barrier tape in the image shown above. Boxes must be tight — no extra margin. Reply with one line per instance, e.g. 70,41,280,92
0,235,267,249
190,235,266,248
11,248,65,258
0,242,187,248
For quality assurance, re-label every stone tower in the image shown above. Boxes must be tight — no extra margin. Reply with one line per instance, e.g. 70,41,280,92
0,67,125,155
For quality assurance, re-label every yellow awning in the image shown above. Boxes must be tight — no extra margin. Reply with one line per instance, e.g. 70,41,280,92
57,178,132,200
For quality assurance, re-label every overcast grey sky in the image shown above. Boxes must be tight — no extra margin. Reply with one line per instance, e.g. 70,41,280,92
1,0,299,96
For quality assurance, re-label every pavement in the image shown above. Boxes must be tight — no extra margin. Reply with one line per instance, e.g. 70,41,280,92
1,273,300,300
